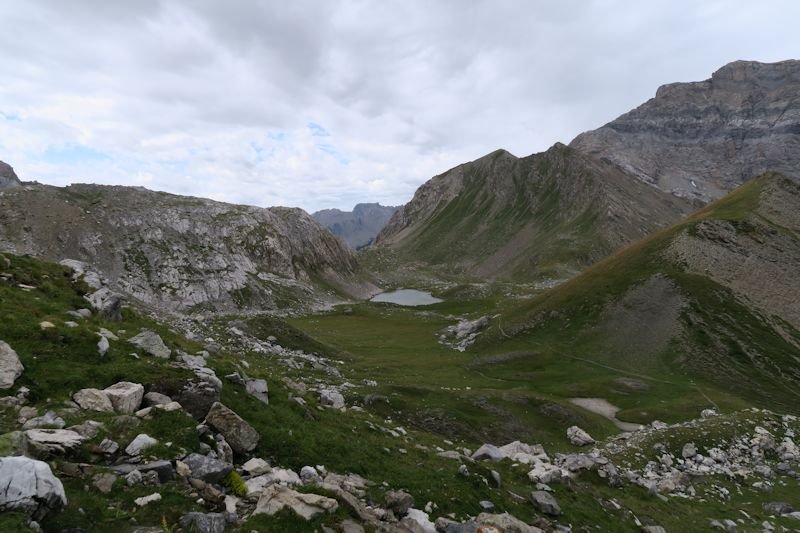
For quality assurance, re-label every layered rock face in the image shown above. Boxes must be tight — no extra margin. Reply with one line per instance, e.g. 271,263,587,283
571,60,800,202
312,203,399,249
0,160,21,189
0,182,377,312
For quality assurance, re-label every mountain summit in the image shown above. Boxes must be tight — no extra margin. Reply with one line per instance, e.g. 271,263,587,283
0,160,21,189
571,60,800,202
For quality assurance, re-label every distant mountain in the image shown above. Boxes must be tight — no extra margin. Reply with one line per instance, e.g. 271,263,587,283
0,160,21,189
374,144,692,280
0,179,378,313
484,173,800,410
571,60,800,202
313,203,399,249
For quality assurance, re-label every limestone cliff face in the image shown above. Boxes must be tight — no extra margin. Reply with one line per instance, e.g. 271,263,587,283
0,182,377,313
0,161,21,189
312,203,399,249
571,60,800,202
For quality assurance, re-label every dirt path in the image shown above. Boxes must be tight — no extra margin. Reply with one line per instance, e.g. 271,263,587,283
569,397,643,432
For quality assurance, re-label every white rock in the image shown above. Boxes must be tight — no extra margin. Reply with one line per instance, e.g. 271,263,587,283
72,388,114,412
0,456,67,519
129,330,171,358
0,340,24,389
97,336,110,357
125,433,158,456
103,381,144,414
319,389,345,410
253,484,338,520
567,426,595,446
134,493,161,507
242,458,271,475
25,429,85,456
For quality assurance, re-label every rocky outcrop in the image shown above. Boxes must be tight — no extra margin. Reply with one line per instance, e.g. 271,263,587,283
0,340,23,389
0,456,66,519
571,60,800,202
0,161,21,189
0,181,378,313
313,203,399,249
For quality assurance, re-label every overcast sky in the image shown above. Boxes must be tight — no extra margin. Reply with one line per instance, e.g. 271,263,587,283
0,1,798,212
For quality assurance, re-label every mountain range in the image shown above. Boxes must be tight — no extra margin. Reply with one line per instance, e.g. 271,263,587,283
313,203,399,249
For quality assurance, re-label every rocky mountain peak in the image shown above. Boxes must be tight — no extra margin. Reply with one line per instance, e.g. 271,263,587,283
0,160,21,189
571,59,800,202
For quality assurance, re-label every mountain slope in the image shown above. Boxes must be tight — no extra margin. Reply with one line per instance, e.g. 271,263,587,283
313,203,399,249
373,144,693,280
571,60,800,202
0,181,377,313
479,172,800,413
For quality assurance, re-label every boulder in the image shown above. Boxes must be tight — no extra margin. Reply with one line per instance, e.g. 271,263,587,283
253,484,338,520
22,411,66,430
245,378,269,404
242,457,271,475
530,490,560,516
93,473,117,494
471,443,505,462
104,381,144,414
567,426,595,446
25,429,84,457
0,340,23,389
86,287,123,321
385,489,414,517
139,460,176,483
143,391,172,407
178,379,221,420
128,330,171,358
682,442,697,459
125,434,158,456
179,512,228,533
0,456,67,520
182,453,233,484
204,402,259,454
402,508,437,532
319,389,345,410
72,388,114,412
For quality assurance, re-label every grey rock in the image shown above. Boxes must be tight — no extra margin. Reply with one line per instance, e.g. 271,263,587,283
567,425,595,446
339,519,365,533
479,500,495,512
0,340,24,389
764,501,794,515
682,442,697,459
530,490,561,516
319,389,345,410
68,420,104,439
178,379,221,420
143,391,172,407
0,456,66,520
139,460,175,483
22,411,66,430
98,438,119,455
245,378,269,404
92,472,117,494
242,457,271,475
125,434,158,456
385,489,414,518
103,381,144,414
475,512,541,533
25,429,84,457
182,453,233,484
86,288,123,321
471,443,505,462
204,402,259,454
129,330,171,358
179,512,228,533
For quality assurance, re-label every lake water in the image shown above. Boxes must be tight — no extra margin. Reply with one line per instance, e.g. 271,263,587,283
370,289,443,306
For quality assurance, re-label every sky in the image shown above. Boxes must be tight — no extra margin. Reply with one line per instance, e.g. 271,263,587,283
0,1,798,212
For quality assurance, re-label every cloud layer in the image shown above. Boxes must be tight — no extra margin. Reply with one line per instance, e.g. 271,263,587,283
1,1,798,211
